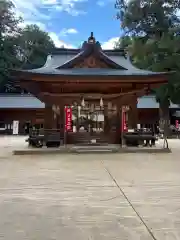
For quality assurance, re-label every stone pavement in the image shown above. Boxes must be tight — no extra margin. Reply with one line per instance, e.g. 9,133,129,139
0,136,180,239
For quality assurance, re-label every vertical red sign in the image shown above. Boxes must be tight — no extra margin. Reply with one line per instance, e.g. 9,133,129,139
176,120,179,129
65,106,72,132
121,107,127,132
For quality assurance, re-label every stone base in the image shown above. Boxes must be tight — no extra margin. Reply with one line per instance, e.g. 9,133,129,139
13,145,172,155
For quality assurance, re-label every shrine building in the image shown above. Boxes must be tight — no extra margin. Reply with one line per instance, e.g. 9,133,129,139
1,33,178,143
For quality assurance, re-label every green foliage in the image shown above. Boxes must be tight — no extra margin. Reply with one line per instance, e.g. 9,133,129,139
0,0,21,35
115,0,180,104
17,25,55,69
0,0,21,84
114,36,132,50
0,0,55,88
116,0,180,37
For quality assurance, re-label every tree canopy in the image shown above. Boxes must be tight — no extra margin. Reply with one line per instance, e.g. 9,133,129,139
17,24,55,70
115,0,180,104
0,0,21,84
0,0,55,90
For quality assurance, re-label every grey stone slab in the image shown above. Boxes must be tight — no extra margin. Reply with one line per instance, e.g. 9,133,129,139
0,190,152,240
0,157,152,240
103,151,180,240
0,137,180,239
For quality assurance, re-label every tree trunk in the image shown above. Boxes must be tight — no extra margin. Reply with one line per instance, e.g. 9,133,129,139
159,99,170,137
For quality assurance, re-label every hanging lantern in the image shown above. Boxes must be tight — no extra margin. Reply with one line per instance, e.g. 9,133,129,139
81,97,85,107
56,106,60,114
52,104,56,112
100,97,103,107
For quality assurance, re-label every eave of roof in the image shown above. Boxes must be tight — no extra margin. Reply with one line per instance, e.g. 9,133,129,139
12,68,171,78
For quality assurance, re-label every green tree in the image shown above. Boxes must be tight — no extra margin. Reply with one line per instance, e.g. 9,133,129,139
115,0,180,134
0,0,21,85
114,36,132,50
17,24,55,69
115,0,180,37
0,1,55,91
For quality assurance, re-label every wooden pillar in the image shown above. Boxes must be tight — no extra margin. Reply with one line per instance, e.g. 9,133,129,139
128,97,138,129
76,105,80,132
116,101,122,144
116,103,121,131
59,104,65,142
159,99,170,136
44,103,52,129
52,113,58,129
104,103,109,134
44,103,57,130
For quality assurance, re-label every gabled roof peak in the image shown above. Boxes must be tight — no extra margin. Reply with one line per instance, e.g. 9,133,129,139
81,32,102,52
88,32,96,44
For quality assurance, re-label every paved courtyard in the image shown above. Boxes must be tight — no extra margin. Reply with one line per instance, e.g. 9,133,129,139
0,136,180,239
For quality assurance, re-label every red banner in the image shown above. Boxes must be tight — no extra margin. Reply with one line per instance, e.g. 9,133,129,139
121,108,127,132
176,120,179,129
65,106,72,132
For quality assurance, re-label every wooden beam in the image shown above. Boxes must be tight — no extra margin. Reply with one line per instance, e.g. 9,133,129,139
39,88,148,100
111,88,149,106
49,83,133,89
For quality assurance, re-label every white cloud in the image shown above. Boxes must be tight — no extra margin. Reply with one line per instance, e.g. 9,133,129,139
96,0,114,7
59,28,78,36
12,0,83,48
12,0,120,51
96,1,105,7
55,0,87,16
12,0,50,21
12,0,87,22
101,37,119,49
49,32,75,48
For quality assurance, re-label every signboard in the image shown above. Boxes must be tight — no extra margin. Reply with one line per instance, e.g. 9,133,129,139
65,106,72,132
176,120,179,129
12,120,19,135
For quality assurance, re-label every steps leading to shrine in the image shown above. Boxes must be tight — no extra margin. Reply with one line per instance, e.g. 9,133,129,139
70,145,119,153
67,132,108,145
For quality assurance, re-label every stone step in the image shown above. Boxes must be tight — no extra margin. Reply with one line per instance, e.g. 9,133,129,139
70,145,119,153
74,149,114,153
67,133,108,145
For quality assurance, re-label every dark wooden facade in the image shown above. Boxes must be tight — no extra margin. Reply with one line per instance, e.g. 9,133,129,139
0,108,159,124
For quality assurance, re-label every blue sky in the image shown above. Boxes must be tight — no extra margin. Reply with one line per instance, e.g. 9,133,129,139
13,0,123,49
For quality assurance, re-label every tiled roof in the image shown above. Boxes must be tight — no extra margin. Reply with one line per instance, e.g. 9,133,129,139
0,94,44,109
12,35,170,78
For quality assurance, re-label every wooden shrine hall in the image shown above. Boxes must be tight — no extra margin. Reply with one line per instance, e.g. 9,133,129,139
11,33,171,146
